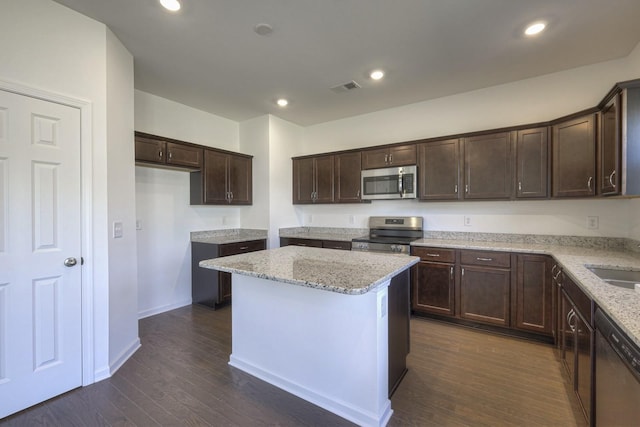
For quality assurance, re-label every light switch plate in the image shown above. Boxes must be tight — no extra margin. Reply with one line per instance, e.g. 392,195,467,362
113,221,123,238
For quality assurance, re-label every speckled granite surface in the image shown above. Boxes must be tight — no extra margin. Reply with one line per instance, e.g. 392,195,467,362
279,227,369,242
191,229,268,244
200,245,419,295
412,237,640,348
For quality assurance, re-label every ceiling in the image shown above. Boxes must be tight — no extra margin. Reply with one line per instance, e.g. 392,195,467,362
53,0,640,126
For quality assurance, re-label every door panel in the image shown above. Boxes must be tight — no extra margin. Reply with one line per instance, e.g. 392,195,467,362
0,89,82,418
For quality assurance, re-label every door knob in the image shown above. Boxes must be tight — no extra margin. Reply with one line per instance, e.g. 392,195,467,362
64,257,78,267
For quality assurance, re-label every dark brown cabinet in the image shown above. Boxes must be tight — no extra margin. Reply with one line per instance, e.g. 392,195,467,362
361,144,416,169
559,274,594,425
417,139,461,200
279,237,351,250
191,239,266,309
515,127,549,198
192,149,252,205
514,254,553,335
552,114,596,197
599,92,622,195
334,151,362,202
462,132,512,199
459,250,511,326
135,133,203,169
411,247,456,316
292,155,334,204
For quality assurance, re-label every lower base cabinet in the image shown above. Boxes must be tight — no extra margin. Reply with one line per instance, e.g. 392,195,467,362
191,239,266,309
460,265,511,326
279,237,351,250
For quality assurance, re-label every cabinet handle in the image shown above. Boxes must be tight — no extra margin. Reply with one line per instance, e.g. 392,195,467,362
587,176,593,192
609,170,616,188
426,253,440,257
552,264,557,277
389,153,393,164
239,246,249,250
554,269,562,281
384,154,389,164
518,181,522,192
356,189,360,198
476,257,493,262
168,151,173,160
461,268,465,277
568,309,577,332
465,184,469,193
158,150,163,159
450,266,454,281
454,184,458,193
230,191,233,201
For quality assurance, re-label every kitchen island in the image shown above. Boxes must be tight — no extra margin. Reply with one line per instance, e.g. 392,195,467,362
200,246,419,427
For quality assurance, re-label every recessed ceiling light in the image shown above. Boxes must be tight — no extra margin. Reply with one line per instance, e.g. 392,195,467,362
276,99,289,107
370,70,385,80
524,22,546,36
160,0,181,12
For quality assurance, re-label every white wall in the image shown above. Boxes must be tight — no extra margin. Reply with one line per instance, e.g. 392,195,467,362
268,116,305,247
239,116,270,233
134,90,241,317
106,29,139,371
0,0,137,380
287,42,640,238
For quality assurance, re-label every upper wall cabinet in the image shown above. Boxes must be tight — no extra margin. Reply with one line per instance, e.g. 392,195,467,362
334,151,362,203
135,132,203,169
599,92,622,196
463,132,512,200
361,144,417,169
192,150,252,205
552,114,596,198
292,155,335,204
514,127,549,199
417,138,461,200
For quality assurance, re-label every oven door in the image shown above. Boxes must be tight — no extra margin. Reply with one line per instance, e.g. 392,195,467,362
361,166,416,200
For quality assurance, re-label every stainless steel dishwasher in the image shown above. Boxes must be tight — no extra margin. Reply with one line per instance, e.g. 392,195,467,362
595,308,640,425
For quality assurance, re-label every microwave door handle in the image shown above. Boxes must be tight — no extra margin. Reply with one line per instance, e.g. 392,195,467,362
398,172,404,197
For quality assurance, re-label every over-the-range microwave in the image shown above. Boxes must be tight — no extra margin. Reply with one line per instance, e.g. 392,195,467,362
361,165,417,200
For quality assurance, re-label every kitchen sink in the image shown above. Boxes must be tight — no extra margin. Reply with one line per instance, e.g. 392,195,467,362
587,267,640,290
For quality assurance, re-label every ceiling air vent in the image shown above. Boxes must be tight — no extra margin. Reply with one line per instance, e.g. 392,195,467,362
330,80,361,93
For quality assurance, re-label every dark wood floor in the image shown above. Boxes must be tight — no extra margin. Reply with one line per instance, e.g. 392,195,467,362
2,304,586,426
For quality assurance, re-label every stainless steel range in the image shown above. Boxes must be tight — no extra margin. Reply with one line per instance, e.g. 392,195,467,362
351,216,423,254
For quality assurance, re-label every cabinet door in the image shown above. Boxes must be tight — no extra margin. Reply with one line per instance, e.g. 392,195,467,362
552,114,596,197
292,158,315,204
388,144,417,166
418,139,460,200
515,128,548,198
560,291,576,378
314,155,335,203
166,142,203,169
135,135,166,164
515,255,553,335
463,132,512,199
334,152,361,202
361,147,390,169
203,150,229,204
218,272,232,305
413,261,455,316
460,266,510,326
575,313,593,424
228,154,252,205
599,93,621,195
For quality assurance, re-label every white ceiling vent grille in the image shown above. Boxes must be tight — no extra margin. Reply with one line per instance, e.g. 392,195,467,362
330,80,361,93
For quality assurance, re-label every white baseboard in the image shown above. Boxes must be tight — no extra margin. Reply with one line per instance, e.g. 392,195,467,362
109,337,141,376
229,355,393,427
137,298,192,319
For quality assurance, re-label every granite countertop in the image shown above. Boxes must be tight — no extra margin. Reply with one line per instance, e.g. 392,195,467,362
279,227,368,242
199,245,419,295
191,229,268,245
412,237,640,348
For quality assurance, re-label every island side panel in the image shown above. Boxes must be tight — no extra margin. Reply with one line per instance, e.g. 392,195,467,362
229,274,393,427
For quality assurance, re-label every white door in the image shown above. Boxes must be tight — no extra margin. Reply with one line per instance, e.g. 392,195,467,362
0,89,82,418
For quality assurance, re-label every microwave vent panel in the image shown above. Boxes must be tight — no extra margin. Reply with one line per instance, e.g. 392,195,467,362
330,80,361,93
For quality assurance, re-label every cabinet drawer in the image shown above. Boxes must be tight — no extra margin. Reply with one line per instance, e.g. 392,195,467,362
322,240,352,250
219,239,266,257
411,247,455,263
460,250,510,268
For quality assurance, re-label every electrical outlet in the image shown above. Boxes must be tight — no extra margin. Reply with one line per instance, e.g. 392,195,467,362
464,216,472,227
113,221,123,238
135,220,142,230
587,216,599,230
